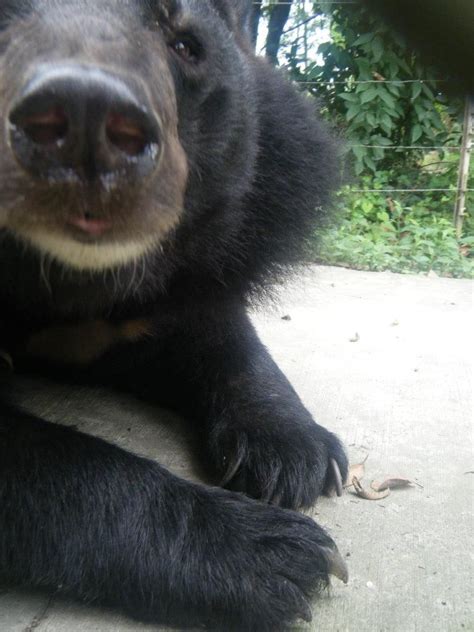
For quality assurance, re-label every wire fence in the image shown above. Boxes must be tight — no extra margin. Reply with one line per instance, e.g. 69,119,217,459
253,2,358,4
297,79,450,85
349,189,473,194
253,1,474,212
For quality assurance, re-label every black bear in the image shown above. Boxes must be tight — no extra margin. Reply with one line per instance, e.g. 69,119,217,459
0,1,348,629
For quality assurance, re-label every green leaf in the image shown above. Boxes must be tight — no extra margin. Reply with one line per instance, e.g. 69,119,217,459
355,160,365,176
397,57,412,74
387,83,401,97
414,103,426,118
373,136,392,145
360,87,378,104
371,36,384,63
355,58,372,80
411,124,423,143
353,33,374,47
352,145,366,161
364,155,377,172
411,82,422,100
346,104,359,121
421,82,436,99
381,114,393,130
367,112,377,127
378,88,396,110
339,92,358,102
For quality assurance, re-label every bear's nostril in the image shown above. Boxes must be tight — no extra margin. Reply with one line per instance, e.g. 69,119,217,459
9,64,162,180
106,112,148,157
20,106,69,146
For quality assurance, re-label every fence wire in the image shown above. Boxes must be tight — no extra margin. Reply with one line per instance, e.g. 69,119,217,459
298,79,450,85
253,2,358,4
348,189,474,194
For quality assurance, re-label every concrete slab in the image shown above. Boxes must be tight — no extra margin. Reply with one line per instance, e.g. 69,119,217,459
3,266,473,631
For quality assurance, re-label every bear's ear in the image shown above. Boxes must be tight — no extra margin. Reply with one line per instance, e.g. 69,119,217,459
209,0,252,39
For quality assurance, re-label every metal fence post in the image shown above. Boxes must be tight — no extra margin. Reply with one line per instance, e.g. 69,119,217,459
454,97,473,238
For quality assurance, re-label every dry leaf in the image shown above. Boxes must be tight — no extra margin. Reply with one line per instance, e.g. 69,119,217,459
352,476,390,500
371,477,414,492
344,455,368,488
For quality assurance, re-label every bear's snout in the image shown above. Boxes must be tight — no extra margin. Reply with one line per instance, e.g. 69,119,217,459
8,64,162,184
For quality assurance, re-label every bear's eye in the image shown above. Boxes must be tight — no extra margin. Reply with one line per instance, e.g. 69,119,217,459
170,35,202,63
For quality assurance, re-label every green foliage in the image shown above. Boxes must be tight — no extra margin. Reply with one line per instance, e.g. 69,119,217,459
280,3,464,177
257,2,473,278
314,171,474,278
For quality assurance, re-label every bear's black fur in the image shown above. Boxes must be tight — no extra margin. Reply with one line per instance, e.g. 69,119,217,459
0,1,348,629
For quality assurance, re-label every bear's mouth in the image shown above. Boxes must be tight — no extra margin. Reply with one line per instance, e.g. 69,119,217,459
67,214,113,238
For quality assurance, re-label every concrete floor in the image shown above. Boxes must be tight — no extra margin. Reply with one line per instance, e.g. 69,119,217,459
2,265,473,631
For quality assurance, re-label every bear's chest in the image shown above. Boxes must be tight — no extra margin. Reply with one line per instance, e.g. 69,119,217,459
1,318,152,371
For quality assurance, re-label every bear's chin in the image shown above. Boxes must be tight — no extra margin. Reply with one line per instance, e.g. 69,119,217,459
11,226,157,272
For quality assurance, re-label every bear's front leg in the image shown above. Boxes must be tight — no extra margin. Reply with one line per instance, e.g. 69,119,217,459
0,399,347,631
133,303,348,511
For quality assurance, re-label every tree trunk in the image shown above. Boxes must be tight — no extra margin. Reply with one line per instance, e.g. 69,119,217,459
250,0,263,48
265,0,294,64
